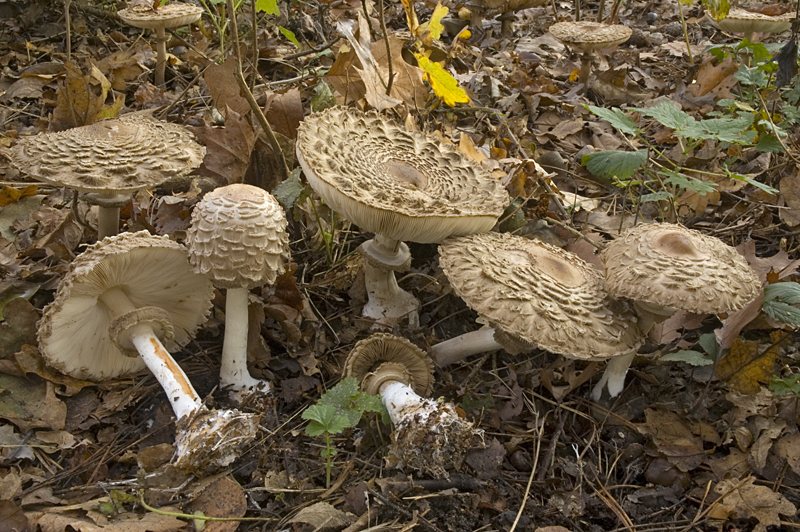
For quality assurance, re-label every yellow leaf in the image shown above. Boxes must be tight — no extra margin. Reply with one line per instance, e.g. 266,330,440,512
0,185,37,207
417,3,448,44
715,332,783,394
456,28,472,41
415,54,469,107
568,69,580,82
399,0,419,34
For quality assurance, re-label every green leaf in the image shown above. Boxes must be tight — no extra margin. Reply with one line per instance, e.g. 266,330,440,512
735,65,768,87
762,282,800,324
302,404,352,436
311,80,336,113
582,150,647,181
316,377,389,428
634,100,694,131
702,0,731,21
279,27,300,47
660,170,718,195
724,169,779,194
762,301,800,324
660,350,715,366
771,373,800,396
756,134,784,153
697,333,719,359
764,282,800,304
697,114,755,144
585,105,641,136
273,168,311,213
639,191,674,203
255,0,279,14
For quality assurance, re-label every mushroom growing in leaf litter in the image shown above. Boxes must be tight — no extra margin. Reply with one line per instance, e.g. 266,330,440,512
707,8,795,42
599,222,761,399
37,231,260,473
432,231,644,400
186,184,291,403
344,333,482,478
548,21,632,88
118,1,203,87
11,113,205,240
296,107,509,326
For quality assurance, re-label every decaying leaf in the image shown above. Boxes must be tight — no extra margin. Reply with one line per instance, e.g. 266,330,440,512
715,333,783,394
288,501,354,529
186,475,246,532
709,477,795,532
637,409,704,471
192,107,257,185
27,501,187,532
0,374,66,432
204,59,250,118
52,61,123,131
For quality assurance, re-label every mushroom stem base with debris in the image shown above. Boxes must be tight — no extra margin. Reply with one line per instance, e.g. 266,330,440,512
430,327,504,366
221,287,271,401
360,235,419,327
379,380,481,478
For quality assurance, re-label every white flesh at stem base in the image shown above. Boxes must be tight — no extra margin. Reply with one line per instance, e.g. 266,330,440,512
98,286,203,419
378,380,427,426
220,287,270,397
429,327,503,366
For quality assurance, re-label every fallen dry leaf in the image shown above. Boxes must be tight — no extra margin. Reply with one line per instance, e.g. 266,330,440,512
715,333,782,394
264,88,304,139
709,477,795,532
0,374,66,432
638,409,704,472
204,59,250,118
289,501,354,529
186,475,246,532
51,61,123,131
192,107,257,185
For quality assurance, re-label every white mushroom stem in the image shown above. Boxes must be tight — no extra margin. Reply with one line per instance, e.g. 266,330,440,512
155,26,168,87
429,328,503,366
220,288,270,397
379,380,432,426
97,206,120,240
361,234,420,327
98,286,202,419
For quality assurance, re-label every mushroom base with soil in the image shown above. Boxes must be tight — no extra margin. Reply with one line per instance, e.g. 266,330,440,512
173,407,262,472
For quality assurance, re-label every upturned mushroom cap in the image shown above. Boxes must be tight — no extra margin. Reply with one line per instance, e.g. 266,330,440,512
38,231,214,380
118,2,203,30
439,232,644,360
600,223,761,314
296,107,509,244
344,333,435,396
707,8,795,35
11,114,205,195
186,184,291,290
548,21,632,53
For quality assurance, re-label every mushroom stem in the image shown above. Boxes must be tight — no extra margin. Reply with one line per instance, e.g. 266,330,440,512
155,25,167,87
579,52,595,87
379,380,428,425
429,328,503,366
360,235,420,327
220,287,270,396
97,286,202,419
591,351,634,402
97,206,120,240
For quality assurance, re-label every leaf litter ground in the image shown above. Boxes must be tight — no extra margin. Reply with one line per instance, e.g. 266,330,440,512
0,0,800,531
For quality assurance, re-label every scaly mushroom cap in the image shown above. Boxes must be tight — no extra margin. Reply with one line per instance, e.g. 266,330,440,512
439,232,644,360
548,21,632,53
344,333,435,396
11,114,205,194
600,223,761,314
186,184,291,290
707,8,795,35
296,107,509,244
38,231,214,380
468,0,547,16
118,2,203,30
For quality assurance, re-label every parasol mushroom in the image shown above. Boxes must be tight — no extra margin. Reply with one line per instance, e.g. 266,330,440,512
465,0,548,37
11,113,205,240
706,8,795,42
599,223,761,398
548,21,632,88
344,333,482,478
431,231,644,400
296,107,509,326
38,231,260,473
186,184,291,402
118,1,204,87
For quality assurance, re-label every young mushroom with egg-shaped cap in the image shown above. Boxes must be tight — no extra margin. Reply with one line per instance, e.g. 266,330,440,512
344,333,482,478
118,1,203,86
707,8,795,42
38,231,260,473
296,107,509,326
599,223,760,399
186,184,291,402
11,113,205,240
548,21,632,87
432,231,644,400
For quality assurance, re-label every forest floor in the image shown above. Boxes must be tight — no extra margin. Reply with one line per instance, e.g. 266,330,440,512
1,0,800,531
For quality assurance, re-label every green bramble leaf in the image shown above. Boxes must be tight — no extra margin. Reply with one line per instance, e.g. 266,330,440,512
255,0,279,15
585,105,641,136
659,170,718,195
660,350,715,366
770,373,800,396
302,404,351,436
762,282,800,324
582,150,647,181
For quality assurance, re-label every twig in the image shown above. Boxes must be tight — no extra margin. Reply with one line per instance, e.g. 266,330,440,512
64,0,72,61
138,490,277,523
379,0,394,96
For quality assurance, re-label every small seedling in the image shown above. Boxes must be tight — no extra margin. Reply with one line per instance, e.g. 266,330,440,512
302,377,387,487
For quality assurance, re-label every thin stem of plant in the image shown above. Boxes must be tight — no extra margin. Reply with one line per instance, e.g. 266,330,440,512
677,1,694,66
379,0,394,95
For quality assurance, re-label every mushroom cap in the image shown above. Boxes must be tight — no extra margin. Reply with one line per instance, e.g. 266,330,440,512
295,107,509,244
38,231,215,381
548,21,632,53
186,184,291,289
118,2,203,30
11,113,205,194
707,8,795,35
344,333,435,396
600,223,761,314
439,232,644,360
